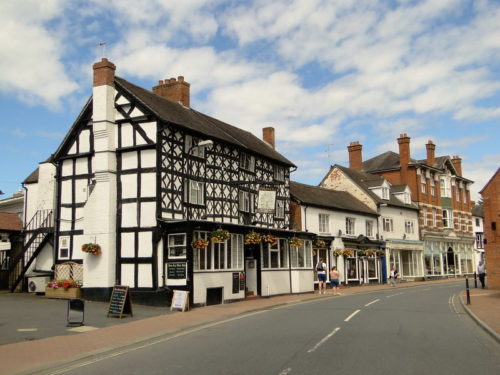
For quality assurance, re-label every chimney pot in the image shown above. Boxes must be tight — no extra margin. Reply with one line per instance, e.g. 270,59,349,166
397,133,411,183
178,76,184,82
153,75,191,107
92,58,116,87
426,139,436,166
451,155,462,176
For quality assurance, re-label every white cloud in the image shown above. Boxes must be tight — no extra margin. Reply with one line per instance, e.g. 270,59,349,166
0,0,78,109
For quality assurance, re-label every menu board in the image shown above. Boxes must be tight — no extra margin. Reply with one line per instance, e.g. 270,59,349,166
167,262,187,279
170,290,190,312
107,285,133,318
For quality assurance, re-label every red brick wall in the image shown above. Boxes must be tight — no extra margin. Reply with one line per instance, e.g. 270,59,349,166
93,58,116,87
481,170,500,289
289,202,302,231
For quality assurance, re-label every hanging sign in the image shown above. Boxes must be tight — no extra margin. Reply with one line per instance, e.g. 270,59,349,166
257,188,276,213
107,285,133,318
170,290,190,312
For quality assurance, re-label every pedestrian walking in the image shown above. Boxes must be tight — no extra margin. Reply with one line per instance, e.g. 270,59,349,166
330,266,340,295
477,260,486,289
389,266,398,287
316,258,327,294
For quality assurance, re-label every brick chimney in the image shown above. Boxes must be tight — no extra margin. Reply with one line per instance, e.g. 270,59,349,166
93,58,116,87
398,133,411,184
263,127,275,149
426,140,435,166
347,141,363,170
452,155,462,176
153,76,190,107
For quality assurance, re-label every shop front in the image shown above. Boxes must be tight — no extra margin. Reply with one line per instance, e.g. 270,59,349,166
385,239,424,281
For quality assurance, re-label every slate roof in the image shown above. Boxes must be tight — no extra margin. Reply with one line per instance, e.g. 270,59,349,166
472,205,484,217
23,168,39,184
333,165,418,210
115,77,295,167
0,212,22,232
290,181,377,216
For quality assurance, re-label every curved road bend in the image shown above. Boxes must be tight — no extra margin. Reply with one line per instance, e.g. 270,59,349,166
39,283,500,375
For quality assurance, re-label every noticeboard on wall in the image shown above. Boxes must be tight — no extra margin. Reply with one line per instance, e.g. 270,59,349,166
257,188,276,213
166,262,187,286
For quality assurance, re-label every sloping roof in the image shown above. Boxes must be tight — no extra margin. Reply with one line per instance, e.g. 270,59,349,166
479,167,500,194
391,184,407,193
115,77,295,167
0,212,22,231
290,181,377,216
471,205,484,217
334,165,418,210
23,168,39,184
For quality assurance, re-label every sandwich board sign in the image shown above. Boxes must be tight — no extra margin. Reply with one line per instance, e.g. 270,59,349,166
107,285,133,318
170,290,190,312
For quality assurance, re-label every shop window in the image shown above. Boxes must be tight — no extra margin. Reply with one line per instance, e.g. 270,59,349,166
193,232,243,271
290,240,312,268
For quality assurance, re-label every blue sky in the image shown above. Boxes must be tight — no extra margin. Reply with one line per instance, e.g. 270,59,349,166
0,0,499,201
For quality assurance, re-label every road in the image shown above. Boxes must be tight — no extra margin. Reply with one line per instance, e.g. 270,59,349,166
38,283,500,375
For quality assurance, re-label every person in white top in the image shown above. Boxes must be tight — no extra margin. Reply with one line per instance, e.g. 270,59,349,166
389,266,398,287
316,258,327,294
477,260,486,289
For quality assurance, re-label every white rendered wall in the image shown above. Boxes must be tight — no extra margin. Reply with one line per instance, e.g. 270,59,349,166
82,85,117,288
379,206,419,241
290,270,314,293
261,271,291,296
193,273,245,305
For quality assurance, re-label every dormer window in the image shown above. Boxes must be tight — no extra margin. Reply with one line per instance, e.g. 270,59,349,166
239,153,255,172
382,187,390,200
404,192,411,204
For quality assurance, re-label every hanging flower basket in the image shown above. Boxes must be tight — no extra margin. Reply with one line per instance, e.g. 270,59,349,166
364,250,376,257
82,243,102,255
333,250,344,257
342,249,354,257
245,232,262,245
289,237,303,248
263,234,278,247
376,250,385,256
211,229,230,242
314,240,327,248
192,238,210,249
357,250,366,257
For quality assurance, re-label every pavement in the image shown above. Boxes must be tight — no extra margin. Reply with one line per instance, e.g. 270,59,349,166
0,278,498,375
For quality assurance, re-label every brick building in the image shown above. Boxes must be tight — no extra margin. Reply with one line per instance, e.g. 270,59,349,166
347,134,475,277
480,168,500,289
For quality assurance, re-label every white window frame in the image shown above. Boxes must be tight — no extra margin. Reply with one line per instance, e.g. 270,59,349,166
239,153,255,172
168,233,187,259
423,207,428,226
239,190,254,213
193,232,243,271
185,179,204,205
346,217,356,235
430,178,435,196
421,177,427,194
382,217,393,232
440,177,451,198
404,192,411,204
185,135,206,159
442,209,453,228
432,208,437,227
319,214,330,234
59,236,70,259
405,220,414,234
475,233,484,249
456,188,460,202
274,165,285,181
290,240,312,269
262,238,289,269
275,200,285,218
382,187,390,200
366,220,374,238
462,188,467,203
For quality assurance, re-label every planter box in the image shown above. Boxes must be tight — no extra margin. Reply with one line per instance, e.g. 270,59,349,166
45,287,82,299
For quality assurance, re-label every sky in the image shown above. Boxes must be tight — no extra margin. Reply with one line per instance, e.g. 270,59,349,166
0,0,499,202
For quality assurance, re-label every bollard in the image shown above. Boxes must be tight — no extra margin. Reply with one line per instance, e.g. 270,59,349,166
473,272,477,288
465,278,471,305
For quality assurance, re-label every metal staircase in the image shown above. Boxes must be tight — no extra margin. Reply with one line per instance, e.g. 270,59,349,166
9,209,54,292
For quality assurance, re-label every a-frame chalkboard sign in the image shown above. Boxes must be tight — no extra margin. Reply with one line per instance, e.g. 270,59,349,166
107,285,133,318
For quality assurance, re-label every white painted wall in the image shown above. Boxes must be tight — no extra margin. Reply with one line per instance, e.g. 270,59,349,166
290,270,314,293
193,273,245,304
261,271,291,296
379,206,419,241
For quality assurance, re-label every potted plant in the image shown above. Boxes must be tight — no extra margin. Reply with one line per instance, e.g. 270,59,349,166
263,234,278,247
192,238,210,249
357,250,366,257
82,243,102,255
245,232,262,245
314,240,327,248
289,237,303,248
342,249,354,257
364,250,376,257
45,279,82,299
211,229,230,242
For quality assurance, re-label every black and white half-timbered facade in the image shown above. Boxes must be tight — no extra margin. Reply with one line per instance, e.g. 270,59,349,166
20,58,315,305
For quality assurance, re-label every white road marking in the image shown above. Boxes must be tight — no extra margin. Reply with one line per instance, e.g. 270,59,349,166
67,326,98,333
364,299,380,307
307,327,341,353
278,367,292,374
17,328,38,332
386,292,404,298
344,309,361,322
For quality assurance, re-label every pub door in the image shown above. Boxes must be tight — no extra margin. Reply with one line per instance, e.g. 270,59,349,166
245,259,258,296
